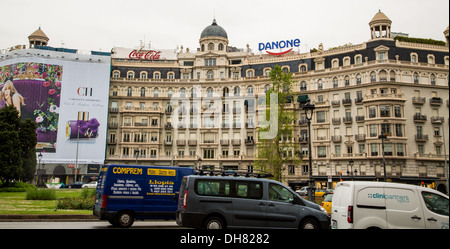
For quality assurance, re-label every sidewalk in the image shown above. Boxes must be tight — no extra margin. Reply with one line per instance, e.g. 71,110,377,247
0,214,97,222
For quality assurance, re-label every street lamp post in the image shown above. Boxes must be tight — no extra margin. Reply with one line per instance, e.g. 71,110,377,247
37,152,43,187
348,159,354,181
134,149,139,165
303,101,315,202
378,133,387,182
75,125,80,183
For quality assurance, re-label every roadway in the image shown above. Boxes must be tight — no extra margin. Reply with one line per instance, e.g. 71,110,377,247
0,220,182,229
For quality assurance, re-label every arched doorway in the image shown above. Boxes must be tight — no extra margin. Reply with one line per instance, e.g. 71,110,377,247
436,183,447,195
53,165,67,185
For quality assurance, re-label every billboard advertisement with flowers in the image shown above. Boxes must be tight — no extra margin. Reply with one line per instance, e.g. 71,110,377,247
1,63,62,148
0,52,110,165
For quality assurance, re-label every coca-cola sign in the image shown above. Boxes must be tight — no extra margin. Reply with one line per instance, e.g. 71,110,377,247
129,50,162,60
112,47,177,61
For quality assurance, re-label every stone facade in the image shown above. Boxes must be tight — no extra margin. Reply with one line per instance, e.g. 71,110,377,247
106,12,449,192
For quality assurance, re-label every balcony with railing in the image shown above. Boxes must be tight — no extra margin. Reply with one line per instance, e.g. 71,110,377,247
429,97,443,106
331,135,342,143
415,134,429,142
355,134,366,141
431,116,444,124
413,114,427,123
412,97,426,105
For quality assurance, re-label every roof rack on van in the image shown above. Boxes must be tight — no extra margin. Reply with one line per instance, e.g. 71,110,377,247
195,169,274,178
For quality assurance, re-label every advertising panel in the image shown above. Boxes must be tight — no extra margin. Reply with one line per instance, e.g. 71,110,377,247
111,47,178,61
0,49,111,164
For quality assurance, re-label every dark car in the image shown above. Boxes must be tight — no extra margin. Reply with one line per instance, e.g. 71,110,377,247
177,175,330,229
66,181,85,189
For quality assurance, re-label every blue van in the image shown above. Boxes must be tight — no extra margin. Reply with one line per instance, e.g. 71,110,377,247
93,164,195,227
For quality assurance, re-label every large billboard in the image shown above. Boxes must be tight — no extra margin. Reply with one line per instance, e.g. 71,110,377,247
0,49,111,164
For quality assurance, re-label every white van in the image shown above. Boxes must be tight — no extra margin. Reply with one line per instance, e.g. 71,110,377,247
331,181,449,229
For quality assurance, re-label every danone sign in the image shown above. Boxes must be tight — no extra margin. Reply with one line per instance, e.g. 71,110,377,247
258,39,301,56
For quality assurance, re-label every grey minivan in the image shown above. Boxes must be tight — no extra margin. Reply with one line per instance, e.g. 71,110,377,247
176,175,330,229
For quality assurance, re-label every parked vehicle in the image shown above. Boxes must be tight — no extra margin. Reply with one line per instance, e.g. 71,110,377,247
176,174,330,229
66,181,85,189
321,193,333,215
82,181,97,188
93,164,196,228
331,181,449,229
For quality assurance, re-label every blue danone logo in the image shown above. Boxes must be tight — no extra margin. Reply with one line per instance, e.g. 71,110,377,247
258,39,301,56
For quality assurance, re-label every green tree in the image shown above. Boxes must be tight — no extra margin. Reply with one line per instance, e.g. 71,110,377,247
0,105,37,185
255,65,302,182
19,119,37,182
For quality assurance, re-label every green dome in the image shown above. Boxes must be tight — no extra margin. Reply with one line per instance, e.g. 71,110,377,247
200,19,228,39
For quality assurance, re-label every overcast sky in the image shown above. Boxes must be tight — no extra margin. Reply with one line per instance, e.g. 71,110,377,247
1,0,448,53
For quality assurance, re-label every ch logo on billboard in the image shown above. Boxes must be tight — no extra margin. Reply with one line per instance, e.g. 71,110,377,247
77,87,93,96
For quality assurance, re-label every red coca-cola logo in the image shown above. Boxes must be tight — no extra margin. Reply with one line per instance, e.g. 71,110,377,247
129,50,162,60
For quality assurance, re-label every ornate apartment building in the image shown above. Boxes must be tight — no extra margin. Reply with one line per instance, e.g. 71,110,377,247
106,11,449,192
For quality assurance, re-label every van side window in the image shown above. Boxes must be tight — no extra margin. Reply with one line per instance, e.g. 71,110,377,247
195,180,230,197
236,181,262,199
269,183,294,203
421,192,449,216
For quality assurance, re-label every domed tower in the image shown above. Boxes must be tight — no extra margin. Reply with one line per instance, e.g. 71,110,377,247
28,27,49,47
199,19,229,52
369,10,392,40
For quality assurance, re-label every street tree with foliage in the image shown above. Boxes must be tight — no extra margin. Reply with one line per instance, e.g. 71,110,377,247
255,65,302,182
0,105,37,186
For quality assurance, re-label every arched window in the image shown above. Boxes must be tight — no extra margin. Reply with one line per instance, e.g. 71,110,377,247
223,87,229,97
344,75,350,86
370,71,377,83
234,86,240,96
318,79,323,90
218,43,224,51
264,84,270,93
413,73,419,84
300,81,307,91
153,72,161,80
112,87,118,96
180,88,186,98
430,74,436,85
140,87,145,97
247,86,254,96
127,87,132,97
127,71,134,79
168,88,173,98
207,70,214,79
206,87,214,97
356,74,362,85
208,43,214,51
333,77,339,88
379,70,387,82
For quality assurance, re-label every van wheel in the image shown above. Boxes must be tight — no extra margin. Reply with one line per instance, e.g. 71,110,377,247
299,218,319,229
204,216,225,229
116,211,135,228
